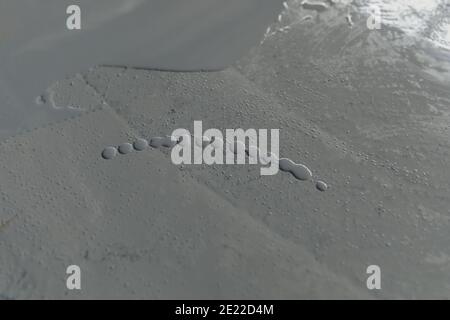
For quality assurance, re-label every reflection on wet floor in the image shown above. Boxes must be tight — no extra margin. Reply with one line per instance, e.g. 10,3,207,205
266,0,450,76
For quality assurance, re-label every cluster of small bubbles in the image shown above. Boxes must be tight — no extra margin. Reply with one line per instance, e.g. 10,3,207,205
101,134,328,191
278,157,329,191
102,136,179,160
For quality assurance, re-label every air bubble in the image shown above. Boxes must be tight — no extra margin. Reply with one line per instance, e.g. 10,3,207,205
279,158,293,171
150,136,177,148
101,147,117,160
118,143,133,154
150,137,163,148
162,136,177,148
316,180,328,192
291,164,312,181
133,138,148,151
301,1,329,12
278,158,312,181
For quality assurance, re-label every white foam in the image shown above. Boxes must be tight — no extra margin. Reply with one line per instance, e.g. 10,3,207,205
263,0,450,51
362,0,450,49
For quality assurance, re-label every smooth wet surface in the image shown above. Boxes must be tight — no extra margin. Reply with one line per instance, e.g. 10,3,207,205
0,0,284,140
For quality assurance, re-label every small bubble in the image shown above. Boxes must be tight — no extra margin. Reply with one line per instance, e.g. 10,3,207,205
301,0,329,12
118,143,133,154
150,136,176,148
279,158,293,172
161,136,177,148
150,137,163,148
133,138,148,151
291,164,312,181
316,181,328,192
278,158,312,181
101,147,117,160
